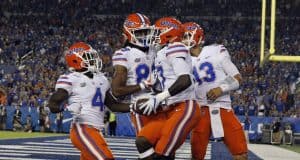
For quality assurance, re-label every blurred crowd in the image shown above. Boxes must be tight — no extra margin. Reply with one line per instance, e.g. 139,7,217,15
1,0,299,17
0,0,299,132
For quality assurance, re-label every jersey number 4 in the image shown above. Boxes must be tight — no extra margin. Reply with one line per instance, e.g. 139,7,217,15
92,88,104,111
193,62,216,85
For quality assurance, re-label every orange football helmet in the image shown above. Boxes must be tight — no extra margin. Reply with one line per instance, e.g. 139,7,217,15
182,22,204,48
153,17,183,45
65,42,102,73
123,13,153,47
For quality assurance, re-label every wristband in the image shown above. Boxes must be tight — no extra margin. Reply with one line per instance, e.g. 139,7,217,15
139,82,146,90
219,76,239,93
156,90,171,101
129,103,134,112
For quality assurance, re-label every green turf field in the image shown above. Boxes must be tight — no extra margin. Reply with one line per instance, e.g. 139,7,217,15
279,144,300,154
0,131,67,139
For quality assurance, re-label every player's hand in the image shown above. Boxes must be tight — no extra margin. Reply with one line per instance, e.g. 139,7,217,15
139,80,153,90
139,96,162,115
143,80,153,89
207,87,223,101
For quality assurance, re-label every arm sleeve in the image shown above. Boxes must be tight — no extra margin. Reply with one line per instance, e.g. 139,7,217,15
170,57,191,76
219,48,240,76
112,51,128,68
55,75,73,94
166,44,191,76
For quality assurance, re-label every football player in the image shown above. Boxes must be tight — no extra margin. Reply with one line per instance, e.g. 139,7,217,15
135,17,201,160
111,13,156,134
48,42,131,160
182,22,248,160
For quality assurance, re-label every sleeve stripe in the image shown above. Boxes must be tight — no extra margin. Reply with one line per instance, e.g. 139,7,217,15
220,48,227,53
56,81,72,86
114,52,124,56
112,58,127,61
166,49,188,56
59,76,69,79
167,44,186,50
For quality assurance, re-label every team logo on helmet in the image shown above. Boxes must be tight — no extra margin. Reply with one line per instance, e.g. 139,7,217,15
124,20,136,27
67,48,84,55
186,25,197,31
160,20,179,29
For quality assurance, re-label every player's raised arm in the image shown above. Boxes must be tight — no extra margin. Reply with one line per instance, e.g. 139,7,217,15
48,88,68,113
104,90,131,113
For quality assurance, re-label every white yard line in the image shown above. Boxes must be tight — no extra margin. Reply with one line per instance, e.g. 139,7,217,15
248,144,300,160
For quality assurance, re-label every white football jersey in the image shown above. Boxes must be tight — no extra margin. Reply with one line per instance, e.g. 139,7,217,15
55,72,110,130
154,42,195,105
193,44,240,109
112,46,154,102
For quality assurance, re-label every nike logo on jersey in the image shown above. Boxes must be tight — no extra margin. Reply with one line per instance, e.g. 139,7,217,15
204,56,210,59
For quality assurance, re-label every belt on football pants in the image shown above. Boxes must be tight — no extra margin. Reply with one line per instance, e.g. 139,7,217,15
159,102,185,112
72,123,101,132
201,106,232,112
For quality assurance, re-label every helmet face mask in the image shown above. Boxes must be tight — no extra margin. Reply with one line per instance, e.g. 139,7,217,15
182,30,197,48
65,42,102,73
151,27,164,45
182,22,204,48
127,27,154,47
79,49,102,73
